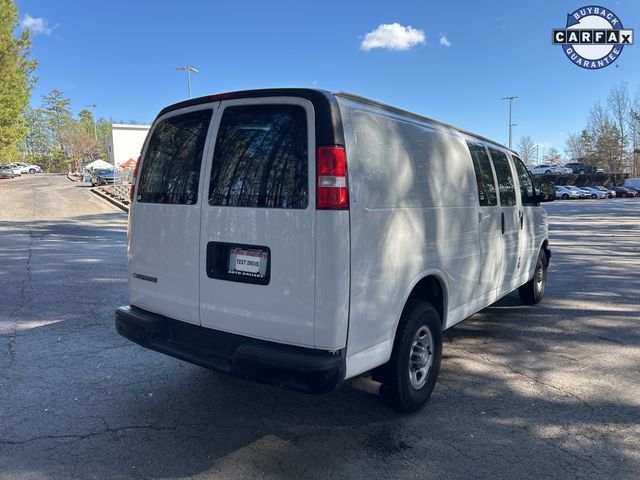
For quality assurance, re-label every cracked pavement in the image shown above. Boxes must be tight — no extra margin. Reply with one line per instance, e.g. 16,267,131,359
1,175,639,479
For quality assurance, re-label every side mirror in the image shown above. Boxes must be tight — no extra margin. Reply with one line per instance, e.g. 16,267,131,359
535,182,555,203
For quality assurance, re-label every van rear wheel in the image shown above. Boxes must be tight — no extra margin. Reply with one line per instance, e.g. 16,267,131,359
518,250,548,305
380,300,442,413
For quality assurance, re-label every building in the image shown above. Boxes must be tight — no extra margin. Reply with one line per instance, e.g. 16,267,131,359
108,124,151,167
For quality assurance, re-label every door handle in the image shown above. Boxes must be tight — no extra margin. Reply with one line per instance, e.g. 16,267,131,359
501,211,505,235
519,210,524,229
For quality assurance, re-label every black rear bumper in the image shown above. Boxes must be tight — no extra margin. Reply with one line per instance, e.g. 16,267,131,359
115,305,345,394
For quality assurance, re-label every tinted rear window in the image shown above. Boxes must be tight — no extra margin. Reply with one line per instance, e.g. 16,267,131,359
208,105,308,209
137,109,212,204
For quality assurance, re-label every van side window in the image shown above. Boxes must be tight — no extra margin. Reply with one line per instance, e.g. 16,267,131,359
137,109,212,204
467,141,497,206
512,155,536,206
209,105,308,209
488,148,516,206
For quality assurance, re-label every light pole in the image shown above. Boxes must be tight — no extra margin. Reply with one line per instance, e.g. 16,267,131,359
176,66,199,99
502,96,518,149
85,104,98,141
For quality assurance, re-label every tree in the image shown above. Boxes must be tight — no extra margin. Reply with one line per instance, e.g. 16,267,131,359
77,109,96,138
543,146,562,165
517,136,536,165
607,83,630,167
0,0,37,161
21,107,51,165
41,89,73,149
61,123,100,171
564,129,595,163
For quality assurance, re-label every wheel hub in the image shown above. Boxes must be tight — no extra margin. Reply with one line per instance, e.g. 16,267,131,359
409,326,434,389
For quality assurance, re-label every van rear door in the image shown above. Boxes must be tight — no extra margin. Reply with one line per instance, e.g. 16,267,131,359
129,106,215,325
198,98,316,347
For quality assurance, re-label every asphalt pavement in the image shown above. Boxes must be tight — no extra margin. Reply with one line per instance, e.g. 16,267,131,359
1,175,638,479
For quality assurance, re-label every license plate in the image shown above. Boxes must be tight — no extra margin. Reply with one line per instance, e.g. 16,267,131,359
228,248,268,278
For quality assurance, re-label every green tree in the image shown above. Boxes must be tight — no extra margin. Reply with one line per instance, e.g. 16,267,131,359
0,0,37,161
21,106,51,166
41,89,72,148
77,108,96,138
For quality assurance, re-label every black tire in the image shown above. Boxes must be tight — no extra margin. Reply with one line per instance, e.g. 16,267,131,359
29,168,36,174
380,300,442,413
562,193,569,200
591,194,597,199
518,250,548,305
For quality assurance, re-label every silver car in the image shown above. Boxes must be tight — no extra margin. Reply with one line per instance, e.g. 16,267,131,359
582,187,607,199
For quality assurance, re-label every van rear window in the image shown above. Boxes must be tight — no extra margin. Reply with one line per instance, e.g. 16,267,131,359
208,105,308,209
137,109,212,204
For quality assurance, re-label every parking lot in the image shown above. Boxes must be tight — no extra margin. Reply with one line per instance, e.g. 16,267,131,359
1,175,639,479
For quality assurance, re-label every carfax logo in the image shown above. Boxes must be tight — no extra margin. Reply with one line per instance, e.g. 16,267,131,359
552,5,634,69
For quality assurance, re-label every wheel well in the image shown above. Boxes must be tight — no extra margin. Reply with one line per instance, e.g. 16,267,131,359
407,276,445,326
541,240,551,266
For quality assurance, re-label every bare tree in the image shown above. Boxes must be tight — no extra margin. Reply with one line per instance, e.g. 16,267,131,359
607,83,630,166
565,129,595,163
517,136,536,165
543,146,562,165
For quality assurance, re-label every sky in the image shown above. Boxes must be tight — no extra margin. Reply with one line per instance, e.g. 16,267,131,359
14,0,640,161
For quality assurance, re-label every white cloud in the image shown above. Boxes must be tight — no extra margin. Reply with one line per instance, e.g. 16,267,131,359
360,23,425,52
20,14,54,35
439,34,452,47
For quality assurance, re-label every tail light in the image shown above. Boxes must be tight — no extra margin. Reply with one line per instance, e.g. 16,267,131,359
130,155,141,202
316,146,349,210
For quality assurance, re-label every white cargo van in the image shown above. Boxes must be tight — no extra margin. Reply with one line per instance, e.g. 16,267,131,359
116,89,554,412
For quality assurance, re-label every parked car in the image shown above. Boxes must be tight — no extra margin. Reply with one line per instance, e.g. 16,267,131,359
530,164,565,175
556,185,580,199
562,162,602,174
90,168,117,186
565,185,590,198
582,187,607,199
594,185,616,198
0,165,14,179
612,186,638,198
115,88,554,413
12,162,42,174
626,186,640,197
5,164,22,176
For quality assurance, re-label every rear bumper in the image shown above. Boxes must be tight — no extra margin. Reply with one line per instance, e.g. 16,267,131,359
115,305,345,394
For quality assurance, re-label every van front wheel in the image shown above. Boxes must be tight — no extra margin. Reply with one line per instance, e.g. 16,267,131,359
518,250,548,305
381,300,442,413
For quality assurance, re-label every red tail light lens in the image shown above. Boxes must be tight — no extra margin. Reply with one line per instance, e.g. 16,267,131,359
130,155,141,202
317,146,349,210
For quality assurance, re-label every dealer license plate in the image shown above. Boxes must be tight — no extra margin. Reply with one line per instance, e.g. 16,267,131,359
228,248,268,279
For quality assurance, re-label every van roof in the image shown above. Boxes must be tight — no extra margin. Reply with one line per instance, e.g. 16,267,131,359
157,88,515,155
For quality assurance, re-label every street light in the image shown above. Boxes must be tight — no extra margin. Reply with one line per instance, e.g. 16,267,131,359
176,66,199,99
502,96,518,149
84,104,98,141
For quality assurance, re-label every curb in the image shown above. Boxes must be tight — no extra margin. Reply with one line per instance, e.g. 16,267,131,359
67,173,81,182
90,187,130,213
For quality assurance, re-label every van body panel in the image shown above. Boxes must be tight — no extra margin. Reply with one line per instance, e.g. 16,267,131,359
128,105,217,326
338,98,481,364
314,210,350,350
198,97,318,347
129,204,203,325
